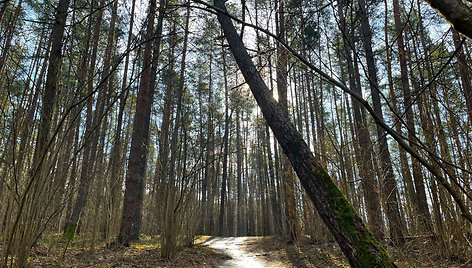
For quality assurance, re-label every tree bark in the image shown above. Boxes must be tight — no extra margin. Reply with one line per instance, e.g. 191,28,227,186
452,29,472,122
118,0,158,246
424,0,472,39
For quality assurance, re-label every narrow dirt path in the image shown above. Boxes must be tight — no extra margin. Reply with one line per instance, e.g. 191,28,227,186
203,237,287,268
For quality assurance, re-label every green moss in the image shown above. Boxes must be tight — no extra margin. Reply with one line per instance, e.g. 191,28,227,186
63,223,77,241
314,168,393,267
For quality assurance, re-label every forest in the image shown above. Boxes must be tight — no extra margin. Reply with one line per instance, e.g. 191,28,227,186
0,0,472,267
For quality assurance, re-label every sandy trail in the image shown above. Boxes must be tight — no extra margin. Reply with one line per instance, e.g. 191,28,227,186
204,237,286,268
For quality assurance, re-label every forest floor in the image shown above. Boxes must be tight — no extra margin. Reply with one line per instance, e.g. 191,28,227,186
27,234,471,267
28,235,230,267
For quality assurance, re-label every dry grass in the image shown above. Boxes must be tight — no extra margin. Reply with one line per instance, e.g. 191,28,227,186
243,236,472,268
28,235,230,267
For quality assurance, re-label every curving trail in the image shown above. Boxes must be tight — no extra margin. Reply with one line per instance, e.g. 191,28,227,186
204,237,287,268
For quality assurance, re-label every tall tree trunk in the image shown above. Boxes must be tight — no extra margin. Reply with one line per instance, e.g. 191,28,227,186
90,0,118,249
0,0,23,75
276,0,299,242
66,0,107,237
161,4,190,258
236,107,245,236
218,43,230,237
451,29,472,124
107,0,134,245
336,1,384,241
118,0,158,246
147,0,168,235
266,55,284,236
392,0,433,234
357,0,405,246
266,124,283,236
383,0,416,231
156,15,177,237
207,39,216,235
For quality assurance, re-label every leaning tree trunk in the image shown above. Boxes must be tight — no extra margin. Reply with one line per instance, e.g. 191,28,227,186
214,1,395,266
423,0,472,39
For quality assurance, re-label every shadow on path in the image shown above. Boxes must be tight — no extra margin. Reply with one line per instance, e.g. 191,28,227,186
204,237,287,268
